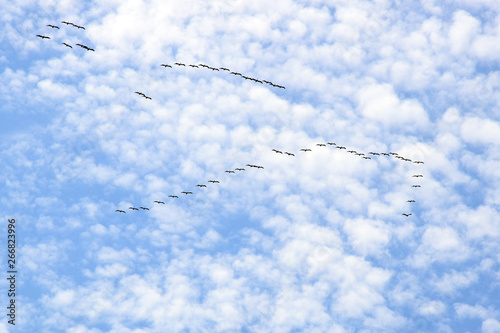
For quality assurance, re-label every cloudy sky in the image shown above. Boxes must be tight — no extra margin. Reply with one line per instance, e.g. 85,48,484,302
1,0,500,332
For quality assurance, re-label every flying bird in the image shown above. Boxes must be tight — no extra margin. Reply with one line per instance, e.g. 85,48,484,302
168,195,179,198
128,207,139,211
139,207,150,210
74,24,85,29
407,200,415,203
62,43,72,48
285,152,295,156
414,161,425,164
181,191,193,195
189,64,199,68
208,180,220,183
369,152,380,156
256,165,264,169
47,24,59,29
300,149,312,152
154,201,165,204
272,149,283,154
316,143,326,147
389,152,398,155
336,146,346,149
412,185,421,188
220,67,230,71
174,62,186,66
225,170,235,173
36,35,50,39
61,21,72,25
402,213,412,217
381,153,390,156
160,64,172,68
196,184,207,188
412,175,423,178
363,156,371,159
327,142,336,145
115,210,126,213
235,168,245,171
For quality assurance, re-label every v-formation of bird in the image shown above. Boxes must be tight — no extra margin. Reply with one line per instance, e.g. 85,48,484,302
36,21,93,51
115,141,425,219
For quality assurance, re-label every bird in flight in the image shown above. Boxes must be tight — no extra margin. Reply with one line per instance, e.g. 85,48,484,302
154,201,165,204
196,184,207,188
327,142,336,145
235,168,245,171
256,165,264,169
300,148,312,152
168,195,179,198
161,64,172,68
412,185,421,188
389,152,398,155
316,143,326,147
369,152,380,156
336,146,346,150
272,149,283,154
181,191,193,195
285,152,295,156
220,67,230,71
174,62,186,66
414,161,424,164
36,35,50,39
412,175,423,178
47,24,59,29
407,200,415,203
61,21,72,25
189,64,199,68
139,207,150,210
115,210,126,213
225,170,235,173
208,180,220,183
381,153,390,156
128,207,139,211
402,213,412,217
62,43,73,48
363,156,371,159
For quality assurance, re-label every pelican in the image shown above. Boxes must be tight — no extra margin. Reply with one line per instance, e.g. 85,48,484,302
47,24,59,29
168,195,179,198
154,201,165,204
300,149,312,152
285,152,295,156
128,207,139,211
139,207,150,210
402,213,412,217
62,43,72,48
412,185,421,188
407,200,415,203
196,184,207,188
115,210,126,213
208,180,220,183
36,35,50,39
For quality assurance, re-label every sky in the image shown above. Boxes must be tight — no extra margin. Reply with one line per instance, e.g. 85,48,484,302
1,0,500,332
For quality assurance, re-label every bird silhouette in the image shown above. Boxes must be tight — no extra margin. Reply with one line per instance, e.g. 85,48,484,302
174,62,186,66
168,195,179,198
128,207,139,211
160,64,172,68
407,200,415,203
235,168,245,171
327,142,336,145
47,24,59,29
139,207,150,210
220,67,230,71
225,170,235,173
36,35,50,39
414,161,424,164
62,43,72,48
61,21,72,25
316,143,326,147
196,184,207,188
181,191,193,194
189,64,199,68
115,210,126,213
208,180,220,183
285,152,295,156
300,149,312,152
402,213,412,217
154,201,165,204
412,185,421,188
412,175,423,178
363,156,371,159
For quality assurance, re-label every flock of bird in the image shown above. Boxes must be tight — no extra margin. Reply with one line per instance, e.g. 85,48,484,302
115,141,424,218
36,21,94,51
34,21,423,220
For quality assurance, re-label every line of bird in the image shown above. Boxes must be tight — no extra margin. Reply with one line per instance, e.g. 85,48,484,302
36,22,94,51
115,141,424,218
160,62,286,89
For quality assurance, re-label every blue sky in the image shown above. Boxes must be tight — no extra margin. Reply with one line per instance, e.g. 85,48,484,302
1,0,500,332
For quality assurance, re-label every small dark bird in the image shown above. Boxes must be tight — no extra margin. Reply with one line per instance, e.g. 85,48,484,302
246,164,256,168
327,142,336,146
61,21,72,25
128,207,139,211
272,149,283,154
235,168,245,171
300,149,312,152
347,150,357,153
363,156,371,159
135,91,145,97
168,195,179,198
209,67,219,71
144,96,152,100
402,213,412,217
369,152,380,156
412,185,421,188
403,158,412,162
316,143,326,147
139,207,150,210
160,64,172,68
220,67,230,71
62,43,72,48
174,62,186,66
208,180,220,183
412,175,423,178
407,200,415,203
181,191,193,195
196,184,207,188
256,165,264,169
115,210,126,213
36,35,50,39
225,170,235,173
47,24,59,29
74,24,85,29
199,64,208,67
189,65,199,68
414,161,425,164
389,152,398,155
285,152,295,156
154,201,165,204
336,146,346,149
381,153,390,156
